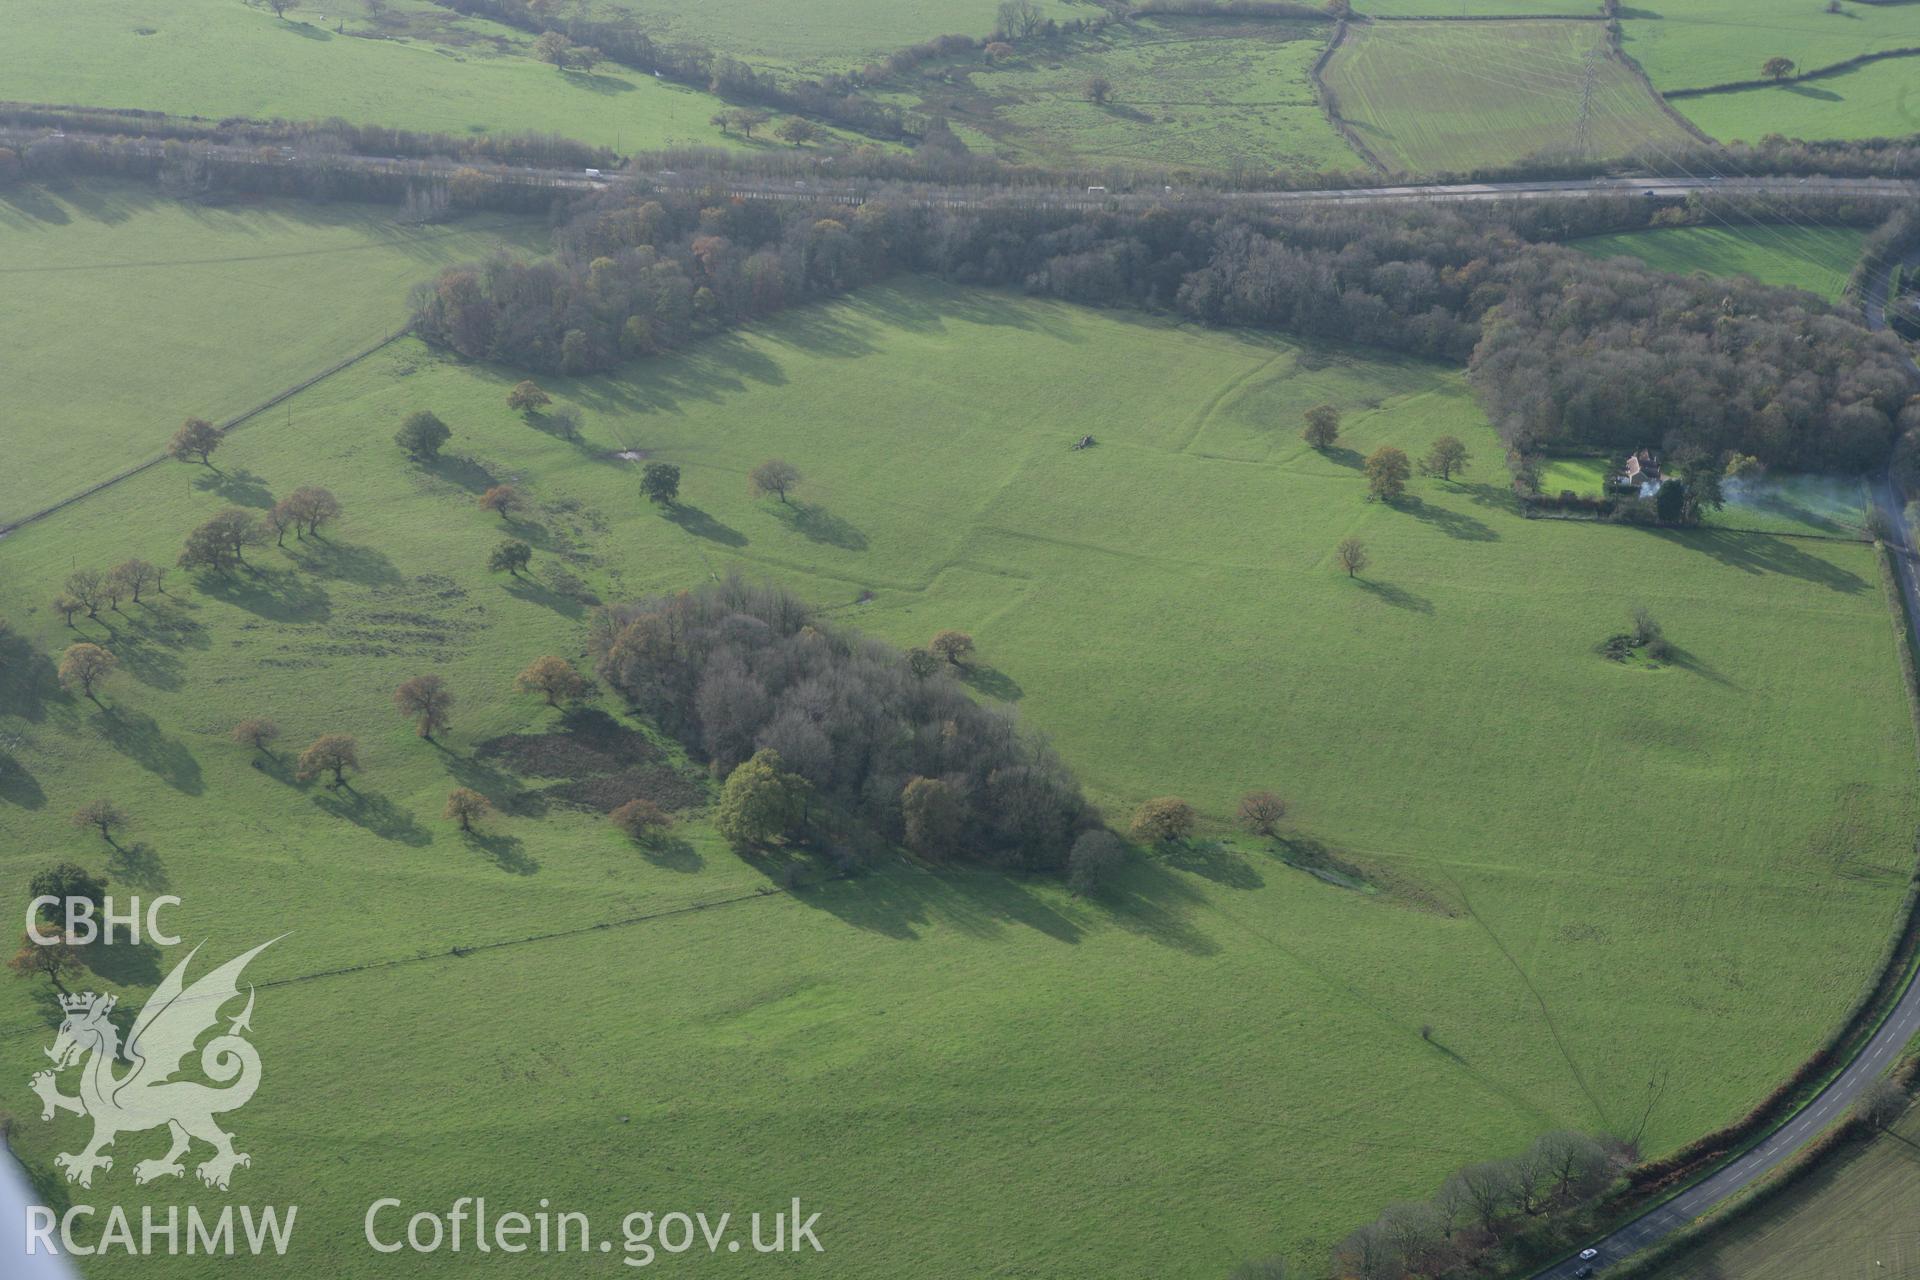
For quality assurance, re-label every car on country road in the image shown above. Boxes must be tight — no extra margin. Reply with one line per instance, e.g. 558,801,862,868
1580,1248,1600,1260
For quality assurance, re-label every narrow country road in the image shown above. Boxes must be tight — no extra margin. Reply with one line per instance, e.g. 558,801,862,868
1531,246,1920,1280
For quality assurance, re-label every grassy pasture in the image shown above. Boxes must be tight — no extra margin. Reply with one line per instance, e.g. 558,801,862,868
884,17,1361,174
1321,19,1697,173
0,181,547,525
1356,0,1603,14
1648,1094,1920,1280
1570,224,1869,301
0,277,1916,1276
1674,58,1920,145
0,0,787,154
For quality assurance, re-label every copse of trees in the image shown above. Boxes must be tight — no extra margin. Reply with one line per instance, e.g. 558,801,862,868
588,578,1095,872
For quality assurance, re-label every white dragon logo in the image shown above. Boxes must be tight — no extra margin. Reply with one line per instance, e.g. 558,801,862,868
29,938,279,1191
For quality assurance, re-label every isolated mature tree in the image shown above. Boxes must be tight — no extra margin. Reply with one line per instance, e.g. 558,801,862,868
58,643,116,701
488,539,533,577
1763,55,1796,80
1237,790,1287,837
110,559,160,605
394,673,455,739
506,380,551,416
610,797,671,843
1067,829,1126,896
8,932,83,995
749,459,801,504
1131,796,1196,847
65,569,105,619
71,798,129,844
715,748,809,849
727,108,771,138
51,594,81,626
28,863,108,936
1302,404,1341,449
232,717,282,757
642,462,681,506
395,409,451,461
1085,74,1113,105
901,776,965,858
516,655,588,706
532,30,576,67
1421,436,1470,481
297,734,360,788
929,630,975,667
168,417,221,467
777,118,820,147
479,484,523,521
1335,536,1370,579
1365,447,1412,502
444,788,491,832
1855,1076,1908,1131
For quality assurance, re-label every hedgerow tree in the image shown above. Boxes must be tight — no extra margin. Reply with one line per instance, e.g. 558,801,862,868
929,630,975,667
1237,790,1287,837
610,797,671,844
642,462,681,506
516,655,588,706
297,734,360,788
715,748,809,850
749,459,800,504
1763,55,1796,80
479,485,522,521
394,674,455,739
71,798,129,844
232,717,281,757
58,643,116,701
1365,447,1411,502
1302,404,1341,450
1335,536,1369,579
1130,796,1196,847
901,776,964,858
1421,436,1470,481
8,932,83,994
168,417,221,467
489,540,533,577
506,380,551,416
444,788,491,832
1067,829,1126,896
396,410,451,461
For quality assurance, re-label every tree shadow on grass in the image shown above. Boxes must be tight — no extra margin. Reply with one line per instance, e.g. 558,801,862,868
0,184,73,226
773,500,867,550
92,706,204,795
424,453,497,494
504,575,586,619
0,753,47,808
439,746,549,818
559,69,637,95
1086,858,1220,956
285,538,402,587
1660,642,1737,689
666,503,747,547
106,840,168,890
1648,526,1869,593
1356,577,1434,614
103,628,188,692
464,828,538,874
788,861,1086,946
1395,495,1498,542
1786,84,1843,101
312,785,432,846
83,939,162,988
959,664,1023,701
636,835,703,873
192,467,273,509
1157,839,1264,890
0,629,61,722
189,566,331,623
1319,445,1364,470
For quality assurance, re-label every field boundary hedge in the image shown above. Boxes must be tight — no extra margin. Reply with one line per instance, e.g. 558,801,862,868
1664,46,1920,100
1310,20,1391,174
1607,19,1717,145
0,325,411,540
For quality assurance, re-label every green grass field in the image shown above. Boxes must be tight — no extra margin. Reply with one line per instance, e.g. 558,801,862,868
1674,58,1920,145
1321,19,1698,173
891,17,1362,173
1571,225,1869,301
1356,0,1603,14
1649,1093,1920,1279
0,180,547,526
592,0,1079,76
0,0,789,154
2,267,1916,1275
